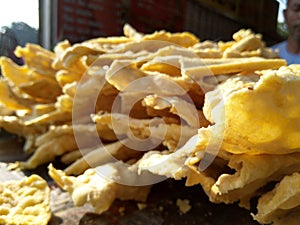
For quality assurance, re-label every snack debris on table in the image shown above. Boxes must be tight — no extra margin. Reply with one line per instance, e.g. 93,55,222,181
0,24,299,225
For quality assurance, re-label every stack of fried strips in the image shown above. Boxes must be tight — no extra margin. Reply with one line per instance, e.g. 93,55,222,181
1,24,300,225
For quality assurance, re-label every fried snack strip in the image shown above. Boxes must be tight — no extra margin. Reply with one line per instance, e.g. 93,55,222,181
253,172,300,225
48,164,151,214
183,57,286,78
92,112,197,151
19,124,100,170
14,43,56,77
142,94,199,128
0,79,34,110
64,139,142,175
210,153,300,208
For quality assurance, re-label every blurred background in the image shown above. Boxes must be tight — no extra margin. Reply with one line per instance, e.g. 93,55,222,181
0,0,287,61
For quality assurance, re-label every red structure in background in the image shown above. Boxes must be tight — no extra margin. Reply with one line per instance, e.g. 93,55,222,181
39,0,280,49
128,0,186,34
56,0,124,44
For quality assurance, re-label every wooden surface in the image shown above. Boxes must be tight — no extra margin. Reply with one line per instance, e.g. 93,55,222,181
0,132,260,225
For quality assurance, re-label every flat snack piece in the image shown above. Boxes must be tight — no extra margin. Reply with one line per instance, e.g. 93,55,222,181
0,174,51,225
142,94,199,128
48,164,151,214
203,66,300,154
14,43,56,77
0,79,34,111
253,172,300,225
123,24,199,48
210,153,300,208
0,57,62,103
183,57,286,79
19,124,100,170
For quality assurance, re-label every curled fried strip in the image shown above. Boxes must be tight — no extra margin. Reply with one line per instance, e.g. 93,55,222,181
48,163,151,214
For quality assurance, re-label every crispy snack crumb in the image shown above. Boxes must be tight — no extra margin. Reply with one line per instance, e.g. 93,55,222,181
176,198,191,214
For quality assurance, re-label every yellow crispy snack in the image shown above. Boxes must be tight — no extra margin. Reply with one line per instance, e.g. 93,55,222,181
123,24,199,48
0,57,61,103
223,34,264,56
19,134,77,170
210,153,300,208
105,60,147,91
140,56,182,76
60,149,88,165
191,41,222,58
135,134,200,179
55,94,73,112
19,78,62,103
203,66,300,155
0,57,41,86
19,124,100,169
106,60,194,96
0,174,51,225
32,103,56,117
253,172,300,225
48,164,151,214
85,36,131,46
92,112,197,151
23,109,71,126
52,43,105,72
142,30,199,48
14,43,56,77
55,69,82,87
183,57,286,78
142,94,199,128
218,29,279,59
0,104,13,116
0,115,46,137
64,139,142,175
123,23,143,41
0,79,33,110
53,39,71,56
